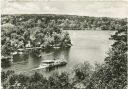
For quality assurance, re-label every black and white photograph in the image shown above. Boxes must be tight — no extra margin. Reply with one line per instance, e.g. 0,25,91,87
1,0,127,89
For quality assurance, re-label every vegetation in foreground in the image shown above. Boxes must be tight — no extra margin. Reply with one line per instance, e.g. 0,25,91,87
1,19,127,89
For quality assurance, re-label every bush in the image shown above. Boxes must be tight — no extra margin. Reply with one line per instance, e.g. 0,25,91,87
73,62,93,86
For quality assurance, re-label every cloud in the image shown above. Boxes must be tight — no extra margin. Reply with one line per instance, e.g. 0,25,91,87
1,0,128,18
1,1,60,14
2,1,40,14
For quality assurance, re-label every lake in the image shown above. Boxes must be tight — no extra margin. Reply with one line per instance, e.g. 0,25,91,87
5,30,115,75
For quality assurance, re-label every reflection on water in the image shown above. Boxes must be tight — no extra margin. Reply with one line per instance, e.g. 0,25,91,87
5,30,115,74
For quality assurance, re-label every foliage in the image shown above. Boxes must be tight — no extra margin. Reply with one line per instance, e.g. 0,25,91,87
73,62,92,84
1,70,73,89
1,15,72,57
2,14,126,30
86,17,127,89
104,19,127,89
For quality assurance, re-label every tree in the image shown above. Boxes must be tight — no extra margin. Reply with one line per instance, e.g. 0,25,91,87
104,21,127,88
86,18,127,89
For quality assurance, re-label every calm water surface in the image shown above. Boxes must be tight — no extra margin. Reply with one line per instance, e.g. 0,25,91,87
6,30,115,75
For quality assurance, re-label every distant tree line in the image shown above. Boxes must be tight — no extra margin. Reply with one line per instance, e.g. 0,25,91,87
1,14,127,30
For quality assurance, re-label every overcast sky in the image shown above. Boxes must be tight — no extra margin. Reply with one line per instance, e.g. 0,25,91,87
1,0,128,18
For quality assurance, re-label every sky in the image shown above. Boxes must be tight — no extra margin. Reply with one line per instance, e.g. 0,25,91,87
1,0,128,18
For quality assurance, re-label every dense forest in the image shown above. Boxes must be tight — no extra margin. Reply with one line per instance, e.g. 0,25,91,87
1,14,127,30
1,15,127,89
1,14,73,57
